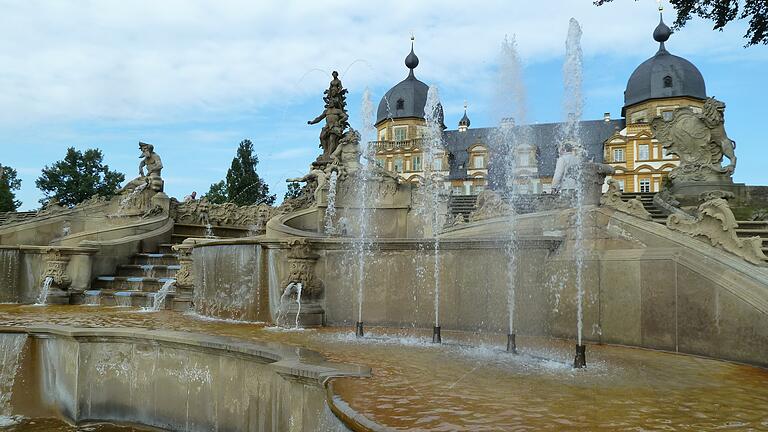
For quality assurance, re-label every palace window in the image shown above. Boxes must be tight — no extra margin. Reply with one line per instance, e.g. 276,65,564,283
640,178,651,193
413,155,422,171
375,158,385,168
473,155,485,169
663,75,673,88
396,98,405,110
662,110,674,121
612,148,625,162
617,179,625,191
393,158,403,172
378,129,386,141
433,158,443,171
394,126,407,141
638,144,650,160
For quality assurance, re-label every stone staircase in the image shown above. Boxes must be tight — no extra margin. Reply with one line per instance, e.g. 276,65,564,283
622,192,768,260
81,223,250,309
448,194,478,218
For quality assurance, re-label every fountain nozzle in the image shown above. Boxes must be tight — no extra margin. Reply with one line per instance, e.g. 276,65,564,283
506,333,517,354
355,321,364,338
573,344,587,368
432,326,441,344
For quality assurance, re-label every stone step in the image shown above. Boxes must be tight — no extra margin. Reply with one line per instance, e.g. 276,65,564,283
131,253,180,266
735,229,768,238
92,276,176,292
158,243,176,254
74,290,184,309
173,223,249,238
116,264,181,278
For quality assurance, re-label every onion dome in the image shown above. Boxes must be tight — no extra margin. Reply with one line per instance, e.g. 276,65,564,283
622,12,706,115
376,38,430,125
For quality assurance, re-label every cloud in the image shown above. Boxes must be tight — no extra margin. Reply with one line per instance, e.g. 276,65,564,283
0,0,756,125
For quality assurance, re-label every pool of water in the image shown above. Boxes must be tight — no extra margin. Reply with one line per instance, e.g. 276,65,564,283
2,305,767,431
0,417,156,431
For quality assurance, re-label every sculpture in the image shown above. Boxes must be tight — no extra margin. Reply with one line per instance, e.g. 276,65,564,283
469,189,514,222
286,163,331,204
667,198,767,265
600,179,652,220
308,71,350,162
41,248,72,290
652,97,736,182
118,142,164,194
329,128,361,178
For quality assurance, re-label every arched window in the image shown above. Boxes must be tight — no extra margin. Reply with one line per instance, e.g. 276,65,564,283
663,76,673,88
396,98,405,110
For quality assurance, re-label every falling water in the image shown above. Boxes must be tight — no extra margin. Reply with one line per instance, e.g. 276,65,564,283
35,276,53,305
275,282,303,329
148,279,176,311
562,18,587,348
422,86,445,336
84,290,102,306
116,182,148,217
0,333,26,424
0,249,19,303
114,292,133,307
324,171,339,235
202,214,215,238
352,88,376,330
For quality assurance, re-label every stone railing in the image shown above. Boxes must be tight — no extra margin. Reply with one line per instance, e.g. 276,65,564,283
369,138,424,152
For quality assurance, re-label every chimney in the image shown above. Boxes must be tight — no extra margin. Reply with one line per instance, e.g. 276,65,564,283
603,112,611,122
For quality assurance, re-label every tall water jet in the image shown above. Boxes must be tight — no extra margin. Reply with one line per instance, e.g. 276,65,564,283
560,17,588,368
422,86,445,343
0,333,27,423
491,35,530,353
351,88,376,338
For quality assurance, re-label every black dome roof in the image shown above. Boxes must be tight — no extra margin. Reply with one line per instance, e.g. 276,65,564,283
623,15,706,114
376,43,430,125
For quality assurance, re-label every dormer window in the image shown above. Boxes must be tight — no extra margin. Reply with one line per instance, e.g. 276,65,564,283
663,75,673,88
396,98,405,110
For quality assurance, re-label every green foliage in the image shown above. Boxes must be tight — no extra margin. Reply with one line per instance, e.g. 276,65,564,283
284,182,303,202
0,165,22,212
35,147,125,207
595,0,768,46
205,180,228,205
205,139,276,206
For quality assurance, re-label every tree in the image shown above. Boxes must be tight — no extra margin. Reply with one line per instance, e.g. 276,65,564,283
284,182,303,202
595,0,768,46
0,165,22,212
36,147,125,207
205,180,228,204
205,139,276,206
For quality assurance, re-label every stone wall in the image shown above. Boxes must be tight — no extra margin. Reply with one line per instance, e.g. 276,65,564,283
5,326,362,431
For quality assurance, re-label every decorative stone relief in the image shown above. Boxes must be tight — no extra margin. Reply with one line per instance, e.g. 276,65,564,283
173,199,277,232
667,198,767,265
468,190,514,222
172,242,194,292
41,248,72,290
600,179,652,220
282,239,324,299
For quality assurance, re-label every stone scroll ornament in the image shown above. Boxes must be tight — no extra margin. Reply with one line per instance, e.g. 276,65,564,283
173,200,277,234
282,239,324,299
41,248,72,289
667,198,767,265
651,97,737,183
600,179,652,220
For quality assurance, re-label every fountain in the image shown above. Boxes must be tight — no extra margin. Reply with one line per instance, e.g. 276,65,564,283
351,88,376,338
421,86,445,343
84,290,102,306
114,291,133,307
275,282,303,329
148,278,176,311
561,17,588,368
35,276,53,305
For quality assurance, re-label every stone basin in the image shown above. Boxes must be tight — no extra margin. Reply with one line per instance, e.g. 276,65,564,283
2,305,768,431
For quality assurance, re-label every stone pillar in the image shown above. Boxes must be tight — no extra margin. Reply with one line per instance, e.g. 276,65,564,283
172,240,195,295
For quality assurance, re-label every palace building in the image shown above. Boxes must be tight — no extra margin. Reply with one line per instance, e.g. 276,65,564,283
371,14,707,196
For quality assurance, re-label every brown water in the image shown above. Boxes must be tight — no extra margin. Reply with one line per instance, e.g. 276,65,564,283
2,305,768,431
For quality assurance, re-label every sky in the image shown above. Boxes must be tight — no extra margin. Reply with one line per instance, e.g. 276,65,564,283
1,0,766,210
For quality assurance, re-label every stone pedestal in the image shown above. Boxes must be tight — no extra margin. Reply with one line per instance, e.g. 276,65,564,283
670,179,746,206
282,302,325,327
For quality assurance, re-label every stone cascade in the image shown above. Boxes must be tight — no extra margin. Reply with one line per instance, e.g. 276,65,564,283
83,223,249,308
